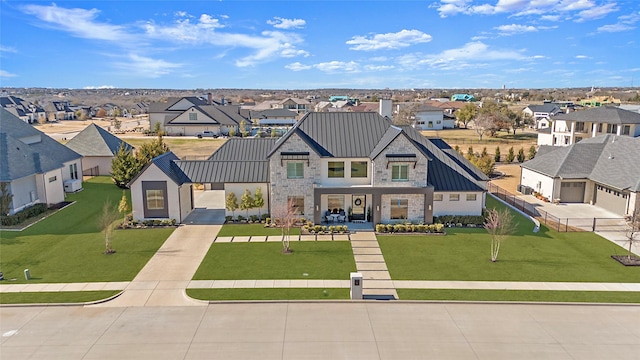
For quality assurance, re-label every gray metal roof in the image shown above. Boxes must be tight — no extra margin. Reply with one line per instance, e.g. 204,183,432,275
553,106,640,124
65,123,133,157
208,138,277,161
0,108,82,182
526,103,560,113
250,109,298,118
174,160,270,183
522,135,640,191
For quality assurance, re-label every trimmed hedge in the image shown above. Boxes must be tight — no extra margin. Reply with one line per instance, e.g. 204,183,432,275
433,215,485,226
1,203,49,226
376,223,445,234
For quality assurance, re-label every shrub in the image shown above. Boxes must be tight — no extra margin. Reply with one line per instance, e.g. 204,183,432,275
313,225,322,233
386,224,394,233
237,215,245,222
0,203,48,226
225,215,233,223
494,146,501,163
261,213,269,221
249,215,258,222
517,148,525,162
394,224,406,233
328,225,336,233
376,224,386,233
506,147,515,163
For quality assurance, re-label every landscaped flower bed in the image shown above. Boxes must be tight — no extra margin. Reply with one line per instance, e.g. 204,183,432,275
375,223,445,234
119,218,178,229
302,224,349,234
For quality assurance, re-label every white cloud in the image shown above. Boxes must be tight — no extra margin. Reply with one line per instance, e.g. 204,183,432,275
346,29,432,51
314,61,360,73
532,55,547,59
285,62,312,71
575,55,591,59
396,42,526,70
0,46,17,53
576,2,618,21
597,10,640,32
495,24,538,35
83,85,115,89
0,70,17,78
541,14,562,21
113,54,183,78
198,14,225,29
21,4,131,42
364,64,395,71
267,17,306,29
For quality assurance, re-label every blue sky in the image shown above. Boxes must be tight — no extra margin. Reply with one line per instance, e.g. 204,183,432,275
1,0,639,89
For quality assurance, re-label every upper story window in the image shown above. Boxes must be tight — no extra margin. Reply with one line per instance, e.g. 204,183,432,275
351,161,368,178
189,112,197,121
391,164,409,181
328,161,345,178
575,122,585,132
606,124,617,134
287,162,304,179
623,125,631,135
597,123,603,132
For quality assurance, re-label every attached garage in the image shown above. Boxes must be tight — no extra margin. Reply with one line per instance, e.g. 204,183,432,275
559,182,585,203
594,185,628,215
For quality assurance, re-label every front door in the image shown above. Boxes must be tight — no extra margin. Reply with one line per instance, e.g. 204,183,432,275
352,195,366,221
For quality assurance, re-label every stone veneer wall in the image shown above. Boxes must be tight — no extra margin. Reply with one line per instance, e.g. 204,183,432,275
380,194,425,223
372,134,428,187
269,133,320,219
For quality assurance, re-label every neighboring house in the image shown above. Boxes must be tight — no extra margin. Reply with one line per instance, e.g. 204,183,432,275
413,105,449,130
274,98,311,115
0,95,46,124
64,123,134,176
50,101,76,121
149,96,248,136
538,106,640,146
520,135,639,216
249,109,298,126
451,94,475,102
129,112,488,225
0,109,83,215
522,103,562,129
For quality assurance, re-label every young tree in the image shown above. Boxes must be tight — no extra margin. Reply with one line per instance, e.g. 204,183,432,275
484,208,516,262
456,103,477,128
528,145,537,160
392,103,419,126
0,182,13,216
240,120,248,137
98,200,120,254
111,143,140,188
454,145,461,154
271,198,299,253
622,201,640,262
505,147,515,163
229,126,237,137
240,188,254,218
494,146,501,163
466,146,474,160
253,187,265,217
469,155,496,176
517,148,526,162
270,128,277,138
118,191,129,227
225,192,238,217
481,147,488,158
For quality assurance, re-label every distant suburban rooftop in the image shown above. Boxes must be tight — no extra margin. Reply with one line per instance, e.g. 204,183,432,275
553,106,640,124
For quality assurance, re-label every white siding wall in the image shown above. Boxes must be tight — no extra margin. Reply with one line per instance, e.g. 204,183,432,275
224,183,269,218
130,164,181,222
61,159,83,183
10,175,40,214
414,111,444,130
43,169,65,205
520,168,555,201
81,156,114,176
178,184,194,221
432,192,484,216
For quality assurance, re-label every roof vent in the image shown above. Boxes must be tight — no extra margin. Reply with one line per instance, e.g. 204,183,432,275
608,153,614,160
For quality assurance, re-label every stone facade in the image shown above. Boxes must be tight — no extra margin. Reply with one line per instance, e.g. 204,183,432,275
380,193,425,223
372,134,428,187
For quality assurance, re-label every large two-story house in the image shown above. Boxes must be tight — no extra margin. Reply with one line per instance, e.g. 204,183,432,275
537,106,640,146
129,112,488,225
0,95,46,124
522,103,562,129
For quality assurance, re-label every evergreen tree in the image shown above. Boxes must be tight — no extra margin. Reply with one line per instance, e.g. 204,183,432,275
111,143,140,188
517,148,526,162
136,134,170,166
506,147,515,163
466,146,474,160
494,146,501,163
528,145,537,160
481,147,488,157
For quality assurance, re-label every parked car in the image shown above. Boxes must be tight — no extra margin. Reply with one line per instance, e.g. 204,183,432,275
196,131,217,138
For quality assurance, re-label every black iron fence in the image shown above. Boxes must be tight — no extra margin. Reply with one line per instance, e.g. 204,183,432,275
487,182,627,232
82,166,100,178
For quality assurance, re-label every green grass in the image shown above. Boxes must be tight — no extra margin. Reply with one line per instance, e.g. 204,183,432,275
397,289,640,303
192,242,356,280
0,291,120,304
0,177,172,283
187,288,349,301
217,223,301,237
379,197,640,283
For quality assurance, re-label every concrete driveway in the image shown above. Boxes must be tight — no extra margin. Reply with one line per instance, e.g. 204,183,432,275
2,303,638,359
183,190,226,225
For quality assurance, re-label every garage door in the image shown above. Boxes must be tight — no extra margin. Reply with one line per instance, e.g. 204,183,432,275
559,182,585,203
594,185,627,215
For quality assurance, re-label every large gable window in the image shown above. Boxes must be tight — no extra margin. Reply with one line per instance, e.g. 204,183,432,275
189,112,197,121
328,161,345,178
391,164,409,182
146,190,165,210
351,161,368,178
287,162,304,179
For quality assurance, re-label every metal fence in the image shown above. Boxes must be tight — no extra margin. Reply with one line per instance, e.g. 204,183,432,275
487,182,627,232
82,166,100,179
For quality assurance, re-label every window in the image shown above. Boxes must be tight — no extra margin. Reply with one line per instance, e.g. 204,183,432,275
433,194,443,201
189,112,197,121
328,161,344,178
146,189,165,210
427,121,433,128
390,198,408,219
449,194,460,201
328,195,344,213
391,164,409,181
351,161,368,178
466,194,477,201
597,123,603,132
287,162,304,179
48,176,57,183
623,125,631,135
69,163,78,180
288,196,304,215
606,124,617,134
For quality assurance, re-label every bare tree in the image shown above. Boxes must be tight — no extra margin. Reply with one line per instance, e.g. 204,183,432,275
623,201,640,262
271,198,299,253
472,113,495,141
392,103,419,126
484,208,516,262
98,200,120,254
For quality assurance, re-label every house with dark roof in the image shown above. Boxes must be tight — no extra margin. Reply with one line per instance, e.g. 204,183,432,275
0,96,46,124
539,106,640,146
149,96,248,136
249,109,298,126
65,124,134,176
522,103,562,129
0,109,83,215
129,112,488,225
520,135,640,215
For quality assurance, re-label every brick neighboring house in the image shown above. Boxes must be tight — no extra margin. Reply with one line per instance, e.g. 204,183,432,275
538,106,640,146
520,135,640,216
129,112,488,225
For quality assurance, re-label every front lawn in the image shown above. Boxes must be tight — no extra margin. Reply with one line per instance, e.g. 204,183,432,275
192,242,356,280
0,177,172,284
397,289,640,303
187,288,349,301
0,291,120,304
379,197,640,283
216,223,301,237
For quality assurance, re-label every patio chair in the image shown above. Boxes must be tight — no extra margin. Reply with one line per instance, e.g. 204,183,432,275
325,210,334,223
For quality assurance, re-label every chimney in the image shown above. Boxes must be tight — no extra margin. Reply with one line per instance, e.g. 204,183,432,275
379,98,392,118
207,93,213,105
221,95,225,106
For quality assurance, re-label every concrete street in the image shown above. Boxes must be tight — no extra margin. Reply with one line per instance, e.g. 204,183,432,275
2,302,639,359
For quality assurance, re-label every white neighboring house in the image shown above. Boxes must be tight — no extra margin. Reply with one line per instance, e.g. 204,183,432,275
413,105,449,130
541,106,640,147
520,135,639,216
65,123,134,176
523,103,562,129
0,109,83,215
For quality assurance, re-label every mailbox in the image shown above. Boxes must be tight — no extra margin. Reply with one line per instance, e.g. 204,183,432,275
350,272,363,300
